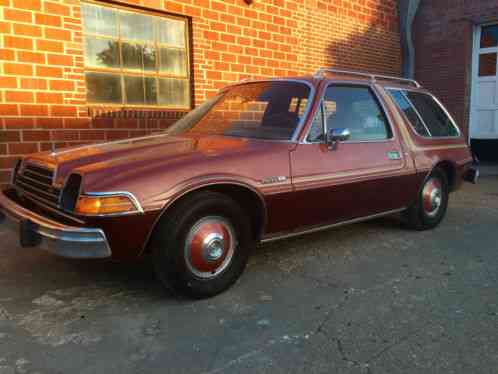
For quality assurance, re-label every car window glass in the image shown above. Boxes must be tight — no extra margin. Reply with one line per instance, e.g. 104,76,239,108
405,92,459,137
324,86,391,141
306,104,324,142
388,89,430,136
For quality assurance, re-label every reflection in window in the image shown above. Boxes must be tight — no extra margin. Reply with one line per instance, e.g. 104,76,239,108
81,2,190,107
480,25,498,49
479,53,497,77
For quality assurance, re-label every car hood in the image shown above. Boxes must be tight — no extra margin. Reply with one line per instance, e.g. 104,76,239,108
24,133,292,206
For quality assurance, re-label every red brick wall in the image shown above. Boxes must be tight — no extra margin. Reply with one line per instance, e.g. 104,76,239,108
413,0,498,140
0,0,401,185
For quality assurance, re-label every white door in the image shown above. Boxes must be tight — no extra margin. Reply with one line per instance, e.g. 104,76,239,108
470,24,498,140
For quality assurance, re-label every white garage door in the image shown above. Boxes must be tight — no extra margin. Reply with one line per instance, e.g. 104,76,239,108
470,24,498,139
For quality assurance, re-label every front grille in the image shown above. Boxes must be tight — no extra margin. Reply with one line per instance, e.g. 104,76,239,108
15,163,61,209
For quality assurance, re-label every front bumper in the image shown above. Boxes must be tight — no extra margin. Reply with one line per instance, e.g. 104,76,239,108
0,190,111,259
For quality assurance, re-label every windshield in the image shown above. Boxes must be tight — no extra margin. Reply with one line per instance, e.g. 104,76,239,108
166,81,312,140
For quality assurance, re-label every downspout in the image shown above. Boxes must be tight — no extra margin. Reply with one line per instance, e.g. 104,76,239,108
399,0,421,78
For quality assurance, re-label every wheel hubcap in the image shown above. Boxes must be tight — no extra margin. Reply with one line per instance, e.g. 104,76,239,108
422,178,443,217
184,216,236,279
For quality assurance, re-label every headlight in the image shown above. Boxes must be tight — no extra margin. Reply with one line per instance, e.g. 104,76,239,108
75,194,141,216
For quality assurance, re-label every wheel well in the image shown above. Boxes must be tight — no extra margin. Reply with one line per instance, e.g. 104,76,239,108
435,161,456,191
149,184,266,249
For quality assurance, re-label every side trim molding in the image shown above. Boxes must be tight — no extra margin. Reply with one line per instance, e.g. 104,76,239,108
260,207,406,244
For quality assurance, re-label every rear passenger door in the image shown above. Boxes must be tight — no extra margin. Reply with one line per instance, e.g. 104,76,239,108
290,84,415,229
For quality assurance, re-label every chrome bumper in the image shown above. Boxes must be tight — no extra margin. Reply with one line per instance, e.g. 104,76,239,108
0,190,111,259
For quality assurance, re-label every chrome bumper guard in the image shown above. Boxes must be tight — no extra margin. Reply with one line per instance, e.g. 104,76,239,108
0,190,111,259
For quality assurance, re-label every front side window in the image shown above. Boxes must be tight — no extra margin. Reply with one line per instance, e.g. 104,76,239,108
81,2,190,107
167,81,311,141
405,92,459,137
323,86,391,141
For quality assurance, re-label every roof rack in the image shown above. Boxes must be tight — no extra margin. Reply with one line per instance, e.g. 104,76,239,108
314,68,421,88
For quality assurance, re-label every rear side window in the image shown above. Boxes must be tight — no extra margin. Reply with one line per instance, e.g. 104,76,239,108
388,89,459,138
388,90,430,136
405,92,459,137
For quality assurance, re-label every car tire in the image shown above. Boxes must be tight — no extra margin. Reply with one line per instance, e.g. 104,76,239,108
151,191,253,299
403,168,449,231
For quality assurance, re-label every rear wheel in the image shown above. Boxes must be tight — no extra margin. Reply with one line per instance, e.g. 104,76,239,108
151,191,253,298
403,168,449,230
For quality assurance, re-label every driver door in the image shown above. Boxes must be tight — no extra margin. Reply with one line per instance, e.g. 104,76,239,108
289,84,416,229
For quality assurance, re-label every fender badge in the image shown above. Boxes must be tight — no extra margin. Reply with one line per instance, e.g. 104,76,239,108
261,176,288,184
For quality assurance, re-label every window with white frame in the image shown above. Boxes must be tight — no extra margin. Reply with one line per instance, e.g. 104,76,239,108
81,2,190,108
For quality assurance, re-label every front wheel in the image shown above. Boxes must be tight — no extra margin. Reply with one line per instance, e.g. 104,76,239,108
403,168,449,230
151,191,253,299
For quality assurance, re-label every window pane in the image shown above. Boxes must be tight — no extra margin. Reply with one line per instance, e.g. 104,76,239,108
84,38,120,69
158,78,189,107
306,106,324,142
120,12,154,42
159,48,187,75
144,77,158,105
86,72,122,103
405,92,459,137
124,76,158,105
481,25,498,48
479,53,497,77
122,43,157,72
388,90,430,136
324,86,391,141
81,3,118,37
124,76,144,104
158,18,186,47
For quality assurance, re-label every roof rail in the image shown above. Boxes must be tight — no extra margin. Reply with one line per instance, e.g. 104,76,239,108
314,68,420,88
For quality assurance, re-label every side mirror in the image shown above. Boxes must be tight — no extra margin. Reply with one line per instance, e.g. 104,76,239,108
326,128,351,150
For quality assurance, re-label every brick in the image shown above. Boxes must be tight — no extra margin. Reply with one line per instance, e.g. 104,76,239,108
8,142,39,155
35,66,63,78
44,2,71,16
49,80,74,91
17,51,45,64
35,13,62,27
47,54,73,66
0,104,19,116
36,39,64,53
5,91,34,103
36,92,64,104
51,105,76,116
4,35,33,50
23,130,50,141
63,118,90,128
44,27,72,41
4,63,32,76
51,130,79,141
0,130,21,143
37,118,63,129
4,9,32,23
20,104,49,116
12,23,42,37
0,156,19,170
20,78,47,90
13,0,41,11
4,118,35,129
0,77,17,89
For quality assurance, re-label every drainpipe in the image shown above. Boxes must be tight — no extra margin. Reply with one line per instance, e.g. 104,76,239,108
399,0,421,78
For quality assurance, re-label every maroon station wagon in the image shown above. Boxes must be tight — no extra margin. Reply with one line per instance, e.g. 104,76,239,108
0,69,479,298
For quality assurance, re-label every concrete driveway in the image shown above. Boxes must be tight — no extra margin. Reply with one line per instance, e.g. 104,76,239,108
0,177,497,374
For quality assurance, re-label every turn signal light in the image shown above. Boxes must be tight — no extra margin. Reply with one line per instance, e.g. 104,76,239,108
75,195,138,216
